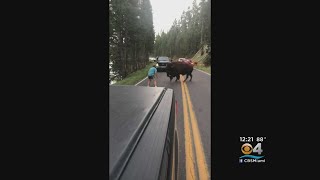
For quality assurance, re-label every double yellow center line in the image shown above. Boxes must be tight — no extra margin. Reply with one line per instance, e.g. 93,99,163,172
180,75,210,180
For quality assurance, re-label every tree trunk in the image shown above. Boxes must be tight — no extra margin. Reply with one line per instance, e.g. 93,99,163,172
118,30,124,79
134,42,137,71
124,39,127,77
200,20,204,46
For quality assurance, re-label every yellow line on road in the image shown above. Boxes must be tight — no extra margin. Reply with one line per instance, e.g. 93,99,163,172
180,77,196,180
184,81,210,180
181,75,210,180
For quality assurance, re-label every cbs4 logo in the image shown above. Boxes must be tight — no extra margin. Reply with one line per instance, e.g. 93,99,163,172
241,143,263,155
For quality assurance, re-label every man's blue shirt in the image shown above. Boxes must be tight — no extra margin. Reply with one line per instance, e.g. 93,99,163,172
148,67,157,76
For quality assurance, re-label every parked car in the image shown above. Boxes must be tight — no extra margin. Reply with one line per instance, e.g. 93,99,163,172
156,56,171,72
149,57,156,62
109,86,178,180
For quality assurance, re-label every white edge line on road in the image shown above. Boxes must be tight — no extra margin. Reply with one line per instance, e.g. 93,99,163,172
194,68,211,76
135,76,148,86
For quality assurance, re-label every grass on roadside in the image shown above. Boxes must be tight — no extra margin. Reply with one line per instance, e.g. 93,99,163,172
194,65,211,74
114,63,154,85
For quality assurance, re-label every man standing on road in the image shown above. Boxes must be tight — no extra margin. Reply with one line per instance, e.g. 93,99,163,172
147,65,158,87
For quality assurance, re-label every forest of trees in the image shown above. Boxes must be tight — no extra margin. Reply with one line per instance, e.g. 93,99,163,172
109,0,155,83
154,0,211,63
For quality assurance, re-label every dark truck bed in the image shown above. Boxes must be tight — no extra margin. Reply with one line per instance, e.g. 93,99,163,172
109,86,177,180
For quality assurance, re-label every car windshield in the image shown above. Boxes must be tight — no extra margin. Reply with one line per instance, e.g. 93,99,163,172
158,57,169,61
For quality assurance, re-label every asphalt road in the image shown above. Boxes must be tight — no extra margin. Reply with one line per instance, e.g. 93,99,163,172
136,68,211,180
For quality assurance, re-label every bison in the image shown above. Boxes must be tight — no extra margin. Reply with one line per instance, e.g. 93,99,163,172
165,61,193,82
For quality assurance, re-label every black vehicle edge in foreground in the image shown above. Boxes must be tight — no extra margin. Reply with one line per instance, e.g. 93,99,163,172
109,86,178,180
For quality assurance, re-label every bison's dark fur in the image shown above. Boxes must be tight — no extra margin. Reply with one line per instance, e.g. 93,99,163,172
165,62,193,82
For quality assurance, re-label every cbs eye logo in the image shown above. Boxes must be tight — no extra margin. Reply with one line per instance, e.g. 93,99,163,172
241,143,253,154
241,143,263,155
